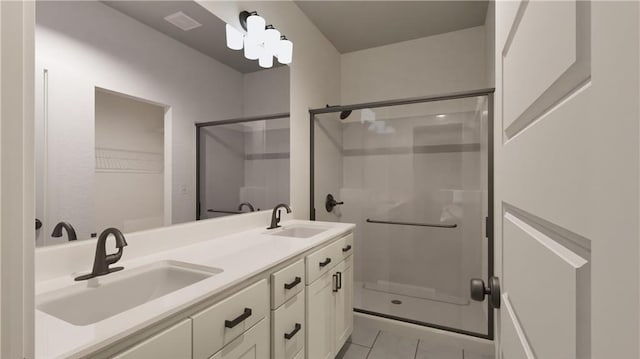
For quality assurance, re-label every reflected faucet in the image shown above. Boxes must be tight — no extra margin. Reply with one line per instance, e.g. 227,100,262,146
238,202,255,212
75,228,128,281
51,221,77,241
267,203,292,230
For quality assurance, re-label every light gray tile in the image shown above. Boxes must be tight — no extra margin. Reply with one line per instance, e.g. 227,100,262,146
463,350,494,359
336,343,370,359
415,340,463,359
367,331,418,359
349,320,380,348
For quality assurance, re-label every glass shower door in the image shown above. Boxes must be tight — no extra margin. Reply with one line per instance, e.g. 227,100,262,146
312,94,491,337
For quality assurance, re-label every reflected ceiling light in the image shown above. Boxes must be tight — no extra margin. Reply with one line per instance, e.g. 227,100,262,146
224,11,293,68
436,114,446,118
225,24,244,50
259,50,274,68
243,36,261,60
264,25,281,52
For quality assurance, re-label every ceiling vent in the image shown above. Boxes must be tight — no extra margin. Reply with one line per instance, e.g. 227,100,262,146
164,11,202,31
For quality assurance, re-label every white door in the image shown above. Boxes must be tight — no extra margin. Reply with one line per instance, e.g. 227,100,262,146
0,1,36,358
492,1,640,358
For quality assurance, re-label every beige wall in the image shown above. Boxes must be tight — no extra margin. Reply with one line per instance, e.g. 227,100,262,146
341,26,487,105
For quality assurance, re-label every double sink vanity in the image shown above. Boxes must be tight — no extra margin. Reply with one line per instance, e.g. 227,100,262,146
35,217,355,359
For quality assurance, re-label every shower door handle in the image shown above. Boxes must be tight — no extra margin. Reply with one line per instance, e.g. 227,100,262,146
470,277,501,309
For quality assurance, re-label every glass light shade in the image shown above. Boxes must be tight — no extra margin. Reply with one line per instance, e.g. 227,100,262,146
264,28,281,53
244,36,261,60
258,52,273,68
277,39,293,64
246,14,265,42
225,24,244,50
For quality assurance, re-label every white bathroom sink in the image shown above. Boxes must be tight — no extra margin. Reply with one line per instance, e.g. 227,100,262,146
37,260,222,326
267,224,330,238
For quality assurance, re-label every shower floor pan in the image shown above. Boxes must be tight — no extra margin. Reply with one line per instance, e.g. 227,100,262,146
353,281,487,335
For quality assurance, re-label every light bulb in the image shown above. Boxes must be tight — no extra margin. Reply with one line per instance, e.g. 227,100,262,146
264,27,281,54
246,14,265,42
244,36,261,60
277,38,293,64
259,52,273,68
225,24,243,50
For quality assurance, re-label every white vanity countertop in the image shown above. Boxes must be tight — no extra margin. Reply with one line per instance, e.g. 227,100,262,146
35,219,355,359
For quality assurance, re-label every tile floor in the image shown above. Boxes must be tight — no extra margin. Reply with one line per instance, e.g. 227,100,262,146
336,319,494,359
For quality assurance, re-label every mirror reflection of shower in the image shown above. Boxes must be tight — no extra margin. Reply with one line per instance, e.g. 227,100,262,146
313,91,492,337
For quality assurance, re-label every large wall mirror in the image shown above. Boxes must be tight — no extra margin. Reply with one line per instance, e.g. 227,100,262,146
35,1,290,247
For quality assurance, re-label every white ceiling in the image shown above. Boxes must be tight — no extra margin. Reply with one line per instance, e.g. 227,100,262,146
295,1,489,53
102,1,275,73
102,1,489,72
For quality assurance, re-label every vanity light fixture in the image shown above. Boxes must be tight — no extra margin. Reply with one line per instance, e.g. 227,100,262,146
225,10,293,68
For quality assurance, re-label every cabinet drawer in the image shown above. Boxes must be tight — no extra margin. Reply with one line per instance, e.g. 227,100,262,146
113,319,191,359
192,280,269,359
306,233,353,284
209,318,269,359
272,259,305,309
272,290,305,359
336,233,354,261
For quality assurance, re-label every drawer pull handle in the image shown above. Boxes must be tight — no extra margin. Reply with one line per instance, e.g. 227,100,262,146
342,245,352,253
284,323,302,340
224,308,252,328
319,258,332,267
284,276,302,290
337,271,342,290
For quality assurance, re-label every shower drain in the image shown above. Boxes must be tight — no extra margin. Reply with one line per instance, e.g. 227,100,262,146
391,299,402,305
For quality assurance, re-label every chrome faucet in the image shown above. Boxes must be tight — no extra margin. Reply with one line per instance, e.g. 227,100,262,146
237,202,255,212
51,221,77,241
267,203,291,230
75,228,128,281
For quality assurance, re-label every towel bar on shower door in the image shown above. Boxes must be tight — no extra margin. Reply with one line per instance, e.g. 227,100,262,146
365,218,457,229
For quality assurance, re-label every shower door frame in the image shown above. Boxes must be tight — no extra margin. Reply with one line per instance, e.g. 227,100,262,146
309,88,495,340
195,112,290,220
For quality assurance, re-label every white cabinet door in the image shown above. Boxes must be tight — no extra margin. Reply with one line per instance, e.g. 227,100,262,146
494,1,640,358
113,319,192,359
272,290,306,359
306,270,335,359
334,257,353,352
209,319,269,359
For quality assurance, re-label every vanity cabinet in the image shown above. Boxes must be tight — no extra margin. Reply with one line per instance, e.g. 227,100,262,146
112,319,192,359
106,231,353,359
306,234,354,359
